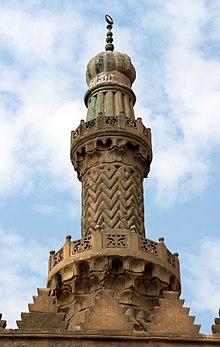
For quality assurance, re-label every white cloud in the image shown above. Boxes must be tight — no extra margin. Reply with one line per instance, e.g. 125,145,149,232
0,1,219,207
34,202,80,221
0,227,48,328
134,0,220,206
0,5,86,199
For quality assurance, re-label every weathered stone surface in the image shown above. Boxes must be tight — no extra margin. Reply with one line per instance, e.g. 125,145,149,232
82,163,145,236
78,290,134,332
16,288,68,331
48,231,180,281
71,113,152,238
212,309,220,334
0,332,220,347
17,311,67,330
29,288,58,313
148,291,200,335
47,249,181,332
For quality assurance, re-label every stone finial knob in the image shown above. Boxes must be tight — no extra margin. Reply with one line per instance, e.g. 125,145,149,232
130,225,136,233
66,234,71,242
159,236,165,243
95,224,101,232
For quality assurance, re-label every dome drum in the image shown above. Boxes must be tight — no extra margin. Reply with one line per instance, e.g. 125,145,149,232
84,83,136,121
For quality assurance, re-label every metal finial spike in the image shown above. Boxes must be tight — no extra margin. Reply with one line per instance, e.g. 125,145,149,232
105,15,114,51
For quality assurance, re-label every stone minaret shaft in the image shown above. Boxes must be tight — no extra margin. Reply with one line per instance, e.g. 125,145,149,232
71,17,152,238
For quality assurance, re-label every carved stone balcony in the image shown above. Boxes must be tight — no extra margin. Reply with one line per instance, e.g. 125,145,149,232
48,230,180,289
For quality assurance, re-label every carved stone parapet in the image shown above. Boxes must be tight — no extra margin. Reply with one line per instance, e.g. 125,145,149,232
52,247,63,267
105,233,128,248
71,115,152,178
71,113,151,145
47,231,180,287
72,235,92,254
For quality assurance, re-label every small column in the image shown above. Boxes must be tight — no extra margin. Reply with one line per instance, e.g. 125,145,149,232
87,94,97,121
115,91,124,115
105,91,113,116
96,92,104,115
130,99,135,119
123,94,131,117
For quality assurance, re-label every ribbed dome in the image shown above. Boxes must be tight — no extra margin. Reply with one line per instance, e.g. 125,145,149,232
86,51,136,87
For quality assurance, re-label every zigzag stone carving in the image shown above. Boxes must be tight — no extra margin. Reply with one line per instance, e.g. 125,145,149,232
71,113,152,238
82,163,144,236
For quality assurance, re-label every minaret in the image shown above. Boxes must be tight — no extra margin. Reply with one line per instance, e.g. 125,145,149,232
47,16,181,333
72,15,150,237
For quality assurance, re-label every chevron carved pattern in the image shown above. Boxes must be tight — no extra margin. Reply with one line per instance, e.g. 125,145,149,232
82,163,145,236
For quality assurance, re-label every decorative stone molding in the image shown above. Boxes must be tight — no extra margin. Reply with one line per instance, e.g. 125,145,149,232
140,237,158,255
71,113,151,144
46,250,181,332
54,263,175,332
52,247,64,267
48,233,180,286
81,163,145,237
72,236,92,254
105,234,128,248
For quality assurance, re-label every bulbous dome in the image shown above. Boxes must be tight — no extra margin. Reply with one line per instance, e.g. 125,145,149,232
86,51,136,88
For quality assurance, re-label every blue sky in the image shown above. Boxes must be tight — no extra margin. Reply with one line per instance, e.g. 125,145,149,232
0,0,220,333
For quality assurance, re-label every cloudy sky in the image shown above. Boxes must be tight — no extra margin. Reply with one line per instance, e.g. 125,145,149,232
0,0,220,333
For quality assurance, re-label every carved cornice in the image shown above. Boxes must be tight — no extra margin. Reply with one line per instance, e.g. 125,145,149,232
71,113,152,179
